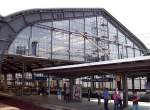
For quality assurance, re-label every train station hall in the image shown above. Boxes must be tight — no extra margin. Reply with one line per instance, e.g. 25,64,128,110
0,8,149,110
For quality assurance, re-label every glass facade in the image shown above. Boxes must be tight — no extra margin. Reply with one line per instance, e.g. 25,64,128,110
8,16,143,62
7,15,145,90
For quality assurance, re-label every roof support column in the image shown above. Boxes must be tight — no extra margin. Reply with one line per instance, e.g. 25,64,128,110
69,77,75,101
132,77,135,90
47,75,51,96
146,75,150,93
4,73,8,91
57,79,60,89
12,73,16,87
91,75,95,90
21,62,25,96
122,73,128,108
0,58,2,86
139,77,141,90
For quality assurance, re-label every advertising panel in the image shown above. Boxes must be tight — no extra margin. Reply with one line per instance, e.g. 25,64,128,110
73,85,82,101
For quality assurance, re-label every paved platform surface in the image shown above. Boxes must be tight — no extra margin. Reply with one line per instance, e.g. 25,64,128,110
0,103,20,110
0,93,150,110
0,93,50,110
12,95,150,110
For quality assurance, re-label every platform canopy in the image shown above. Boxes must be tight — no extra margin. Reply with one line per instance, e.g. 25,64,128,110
33,56,150,78
2,54,82,73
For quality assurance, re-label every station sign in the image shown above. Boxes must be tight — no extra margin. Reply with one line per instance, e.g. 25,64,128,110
82,77,113,82
32,76,47,81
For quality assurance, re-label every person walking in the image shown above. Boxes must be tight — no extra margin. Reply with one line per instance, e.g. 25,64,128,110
132,91,140,110
103,88,110,110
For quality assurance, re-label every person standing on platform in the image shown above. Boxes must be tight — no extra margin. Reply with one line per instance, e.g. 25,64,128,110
103,88,110,110
66,87,70,102
88,88,91,101
113,88,122,110
96,89,101,104
64,83,66,101
99,90,102,105
132,91,140,110
57,88,62,100
119,91,123,110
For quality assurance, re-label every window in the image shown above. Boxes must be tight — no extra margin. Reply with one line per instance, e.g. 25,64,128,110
70,19,84,33
52,31,69,60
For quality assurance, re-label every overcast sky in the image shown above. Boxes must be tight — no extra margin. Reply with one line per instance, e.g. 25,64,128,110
0,0,150,48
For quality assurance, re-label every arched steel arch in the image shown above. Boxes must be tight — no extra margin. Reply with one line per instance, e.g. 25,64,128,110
0,8,148,63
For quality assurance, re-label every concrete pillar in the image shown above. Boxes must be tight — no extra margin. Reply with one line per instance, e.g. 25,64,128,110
22,63,25,95
0,61,2,84
139,77,141,90
47,75,51,96
91,76,94,90
12,73,16,86
70,78,75,101
147,75,150,82
122,73,128,108
132,77,134,90
3,73,7,91
57,79,60,89
4,73,7,85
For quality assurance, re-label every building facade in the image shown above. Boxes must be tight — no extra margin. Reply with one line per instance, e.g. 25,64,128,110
0,8,148,91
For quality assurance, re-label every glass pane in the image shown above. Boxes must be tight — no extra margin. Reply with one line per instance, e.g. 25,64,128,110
32,26,51,58
53,20,69,31
126,38,133,47
8,27,30,55
52,31,69,60
70,34,84,61
118,31,126,44
97,16,108,39
39,22,52,27
135,49,141,57
70,18,84,33
109,43,118,60
108,22,118,60
127,47,134,58
85,38,99,62
108,23,117,42
85,17,97,36
118,31,127,58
